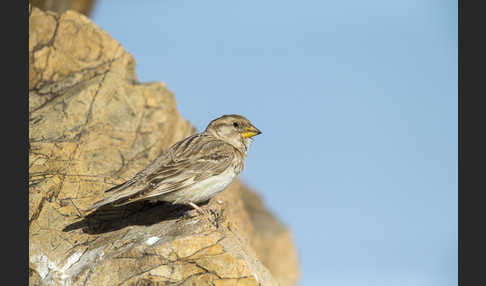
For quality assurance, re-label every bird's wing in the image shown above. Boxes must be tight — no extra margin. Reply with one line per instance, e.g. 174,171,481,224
85,134,236,210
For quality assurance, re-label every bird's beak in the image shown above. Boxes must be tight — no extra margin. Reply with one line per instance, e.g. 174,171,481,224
241,125,262,138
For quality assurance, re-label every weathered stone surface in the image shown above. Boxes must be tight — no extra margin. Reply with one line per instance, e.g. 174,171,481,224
30,0,97,17
29,7,299,286
241,187,300,286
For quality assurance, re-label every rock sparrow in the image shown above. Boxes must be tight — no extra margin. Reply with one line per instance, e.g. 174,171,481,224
86,114,262,214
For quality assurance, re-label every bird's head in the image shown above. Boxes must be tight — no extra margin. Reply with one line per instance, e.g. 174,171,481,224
205,114,262,154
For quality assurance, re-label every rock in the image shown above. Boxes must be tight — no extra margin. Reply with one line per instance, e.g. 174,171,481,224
29,0,97,17
29,7,299,286
241,187,300,286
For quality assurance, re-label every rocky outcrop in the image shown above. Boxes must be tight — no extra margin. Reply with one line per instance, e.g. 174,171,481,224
29,0,96,16
29,6,299,286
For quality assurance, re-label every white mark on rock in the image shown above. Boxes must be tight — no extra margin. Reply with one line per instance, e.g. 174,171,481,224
63,246,104,281
186,219,199,225
60,250,83,273
145,236,160,246
32,255,49,279
30,247,105,286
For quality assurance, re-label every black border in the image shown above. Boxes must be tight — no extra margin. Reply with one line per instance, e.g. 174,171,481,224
5,0,29,283
459,0,484,285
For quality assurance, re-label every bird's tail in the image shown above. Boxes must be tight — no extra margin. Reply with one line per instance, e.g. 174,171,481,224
84,179,140,211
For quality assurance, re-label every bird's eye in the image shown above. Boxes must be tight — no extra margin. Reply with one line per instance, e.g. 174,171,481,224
233,122,239,128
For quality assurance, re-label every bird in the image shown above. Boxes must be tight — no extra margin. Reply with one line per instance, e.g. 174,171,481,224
86,114,262,215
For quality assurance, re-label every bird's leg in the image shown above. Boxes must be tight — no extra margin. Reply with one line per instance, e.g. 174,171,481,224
187,202,209,216
184,201,220,227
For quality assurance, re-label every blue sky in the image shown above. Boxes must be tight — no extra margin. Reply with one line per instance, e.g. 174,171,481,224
92,1,457,285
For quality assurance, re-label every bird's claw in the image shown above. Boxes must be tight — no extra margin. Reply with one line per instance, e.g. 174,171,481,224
186,202,220,227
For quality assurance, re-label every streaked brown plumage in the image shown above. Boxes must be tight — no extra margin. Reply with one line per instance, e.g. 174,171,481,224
86,114,262,213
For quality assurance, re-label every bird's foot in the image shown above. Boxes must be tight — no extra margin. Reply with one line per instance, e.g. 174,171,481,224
187,202,211,216
186,202,220,227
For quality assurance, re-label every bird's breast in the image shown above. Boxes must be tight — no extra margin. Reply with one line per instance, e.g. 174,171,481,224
175,168,237,203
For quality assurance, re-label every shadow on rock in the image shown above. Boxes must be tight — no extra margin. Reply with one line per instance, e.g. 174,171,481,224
62,201,197,234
